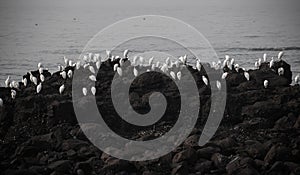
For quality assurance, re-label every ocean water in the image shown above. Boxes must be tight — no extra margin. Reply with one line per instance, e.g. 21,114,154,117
0,0,300,83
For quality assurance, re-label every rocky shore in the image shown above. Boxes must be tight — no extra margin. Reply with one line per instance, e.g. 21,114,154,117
0,56,300,175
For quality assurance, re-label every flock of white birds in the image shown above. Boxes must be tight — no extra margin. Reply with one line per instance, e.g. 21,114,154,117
0,50,300,108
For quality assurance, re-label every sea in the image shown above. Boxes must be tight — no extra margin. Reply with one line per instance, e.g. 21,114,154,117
0,0,299,83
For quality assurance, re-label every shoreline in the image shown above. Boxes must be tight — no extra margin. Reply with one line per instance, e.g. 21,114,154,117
0,54,300,174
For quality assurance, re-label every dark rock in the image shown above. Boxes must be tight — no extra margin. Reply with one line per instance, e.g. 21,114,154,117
172,147,197,164
197,146,221,160
264,144,292,165
48,160,71,173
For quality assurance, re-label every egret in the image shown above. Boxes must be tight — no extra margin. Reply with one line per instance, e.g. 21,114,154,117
264,80,269,88
263,53,267,62
133,67,138,77
170,71,176,80
59,84,65,94
244,72,250,81
123,49,129,58
113,64,118,72
96,61,101,69
67,70,73,78
177,71,182,80
89,66,95,74
117,67,122,76
82,87,88,96
40,74,45,82
196,60,201,71
221,72,228,80
36,83,42,94
278,67,284,76
89,75,97,82
0,98,3,107
216,80,221,90
91,86,96,95
11,90,16,99
60,71,67,79
5,76,10,87
23,78,27,87
202,76,209,86
278,51,284,61
295,74,300,84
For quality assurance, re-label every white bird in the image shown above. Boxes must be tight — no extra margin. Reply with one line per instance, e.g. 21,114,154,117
177,71,182,80
175,60,180,68
93,53,100,62
270,58,274,68
139,56,144,65
83,63,89,69
244,72,250,81
295,74,300,84
149,57,154,66
60,71,67,79
255,61,259,68
67,70,73,78
170,71,176,80
89,75,97,82
83,55,88,62
151,64,156,71
234,64,240,72
216,80,221,90
69,60,74,67
264,80,269,89
96,61,101,69
221,72,228,80
117,67,122,76
196,60,201,71
113,64,119,72
230,58,235,67
133,67,138,77
119,58,124,67
258,58,262,67
202,76,209,86
76,61,81,70
263,53,267,62
23,78,27,87
123,49,129,58
40,74,45,82
39,67,44,74
63,56,69,65
91,86,96,95
89,66,96,74
5,76,10,87
11,90,16,99
36,83,42,94
278,51,284,61
278,67,284,76
88,53,93,60
58,64,63,71
156,61,160,68
161,63,168,73
132,56,138,66
165,57,170,66
82,87,88,96
179,55,187,64
38,62,43,69
106,50,111,58
0,98,3,107
59,84,65,94
32,76,38,85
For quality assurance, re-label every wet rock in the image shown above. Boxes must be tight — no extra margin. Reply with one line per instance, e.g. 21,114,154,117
197,146,221,160
226,157,259,175
264,144,292,165
211,153,230,169
48,160,72,173
172,147,197,164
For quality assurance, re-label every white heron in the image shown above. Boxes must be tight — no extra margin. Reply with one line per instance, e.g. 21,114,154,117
91,86,96,95
221,72,228,80
216,80,221,91
5,76,10,87
96,61,101,69
113,64,118,72
82,87,88,96
244,72,250,81
11,90,16,99
117,67,123,76
67,70,73,78
278,67,284,76
0,98,3,107
59,84,65,94
170,71,176,80
278,51,284,61
295,74,300,84
89,66,95,74
123,49,129,58
196,60,201,71
133,67,138,77
89,75,97,82
36,83,42,94
23,78,27,87
40,74,45,82
264,80,269,88
202,76,209,86
60,71,67,79
177,71,182,80
263,53,267,62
